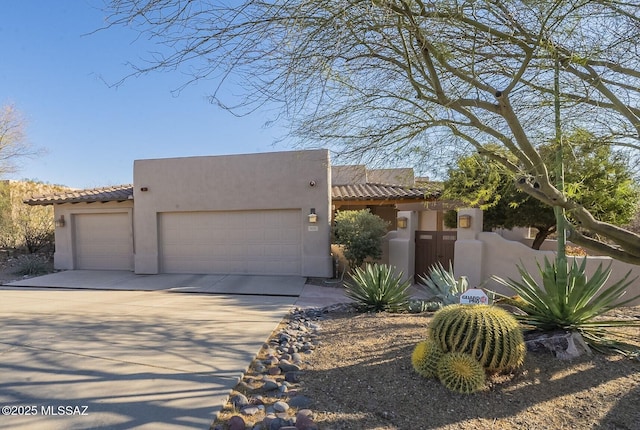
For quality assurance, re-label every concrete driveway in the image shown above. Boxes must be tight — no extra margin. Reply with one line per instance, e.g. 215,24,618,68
7,270,306,296
0,275,305,429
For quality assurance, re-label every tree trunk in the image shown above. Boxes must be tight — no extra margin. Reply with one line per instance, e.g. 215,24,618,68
531,227,554,250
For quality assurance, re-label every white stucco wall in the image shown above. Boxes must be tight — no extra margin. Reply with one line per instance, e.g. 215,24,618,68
133,149,332,277
453,208,640,305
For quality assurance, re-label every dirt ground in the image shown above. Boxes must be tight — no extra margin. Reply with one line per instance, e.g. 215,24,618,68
216,305,640,430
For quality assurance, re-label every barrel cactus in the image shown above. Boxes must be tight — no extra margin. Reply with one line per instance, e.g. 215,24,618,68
437,352,486,394
411,339,443,378
428,304,525,373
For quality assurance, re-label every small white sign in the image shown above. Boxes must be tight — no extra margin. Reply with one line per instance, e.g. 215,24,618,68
459,289,489,305
307,226,319,232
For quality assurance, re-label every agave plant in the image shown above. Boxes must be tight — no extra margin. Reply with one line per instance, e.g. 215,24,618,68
418,262,468,305
344,263,411,312
493,257,640,354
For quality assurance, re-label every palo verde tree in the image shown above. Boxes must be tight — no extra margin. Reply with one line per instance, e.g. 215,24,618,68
104,0,640,264
444,132,640,249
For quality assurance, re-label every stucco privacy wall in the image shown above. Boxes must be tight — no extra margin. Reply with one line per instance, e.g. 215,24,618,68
133,149,332,277
53,201,134,270
454,208,640,306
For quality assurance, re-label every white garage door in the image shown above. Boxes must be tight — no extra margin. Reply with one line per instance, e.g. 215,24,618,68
74,212,133,270
159,210,302,275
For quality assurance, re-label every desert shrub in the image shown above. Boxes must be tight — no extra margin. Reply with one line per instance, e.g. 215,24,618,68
437,352,486,394
12,254,51,276
418,262,468,306
428,304,526,373
344,263,411,312
333,209,388,269
493,257,640,355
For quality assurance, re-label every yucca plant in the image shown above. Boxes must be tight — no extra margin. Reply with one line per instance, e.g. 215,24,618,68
493,257,640,354
418,262,468,305
344,263,411,312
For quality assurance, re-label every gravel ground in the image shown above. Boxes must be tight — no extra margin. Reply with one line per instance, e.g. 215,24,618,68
215,304,640,430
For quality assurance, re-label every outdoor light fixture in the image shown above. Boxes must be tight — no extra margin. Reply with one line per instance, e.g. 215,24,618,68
308,208,318,223
458,214,471,229
397,217,408,229
55,215,66,228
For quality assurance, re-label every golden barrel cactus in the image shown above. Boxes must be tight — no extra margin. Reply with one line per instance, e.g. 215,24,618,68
411,339,443,378
437,352,486,394
428,304,526,373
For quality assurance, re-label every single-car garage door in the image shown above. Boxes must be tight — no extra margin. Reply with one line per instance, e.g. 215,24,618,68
74,212,133,270
159,210,302,275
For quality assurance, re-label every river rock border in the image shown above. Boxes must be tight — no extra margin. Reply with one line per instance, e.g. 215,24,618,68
212,303,356,430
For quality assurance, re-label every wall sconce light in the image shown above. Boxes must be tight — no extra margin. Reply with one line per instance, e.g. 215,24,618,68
397,216,408,229
308,208,318,223
458,214,472,229
55,215,66,228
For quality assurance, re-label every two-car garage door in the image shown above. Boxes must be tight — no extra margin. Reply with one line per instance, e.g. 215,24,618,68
158,210,302,275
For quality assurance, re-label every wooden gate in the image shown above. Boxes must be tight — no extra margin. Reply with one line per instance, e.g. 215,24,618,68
414,231,457,283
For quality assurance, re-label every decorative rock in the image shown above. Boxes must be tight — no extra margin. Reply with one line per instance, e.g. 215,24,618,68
268,366,282,375
269,417,292,430
274,400,290,412
227,415,246,430
262,379,279,391
295,412,317,430
264,356,279,366
279,360,301,372
241,406,261,416
250,395,264,405
231,393,249,408
525,330,592,360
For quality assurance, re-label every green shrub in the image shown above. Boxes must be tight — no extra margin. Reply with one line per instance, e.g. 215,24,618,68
344,263,411,312
406,299,442,313
418,262,468,305
493,257,640,354
333,209,388,269
412,339,443,378
437,352,486,394
428,304,526,373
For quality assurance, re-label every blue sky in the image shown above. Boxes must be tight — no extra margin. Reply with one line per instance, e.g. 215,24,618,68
1,1,293,189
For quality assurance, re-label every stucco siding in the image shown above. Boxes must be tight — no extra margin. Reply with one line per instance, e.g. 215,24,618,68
53,201,134,271
133,149,332,276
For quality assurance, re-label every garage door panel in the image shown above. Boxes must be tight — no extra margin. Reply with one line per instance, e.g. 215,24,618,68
74,213,133,270
159,210,302,275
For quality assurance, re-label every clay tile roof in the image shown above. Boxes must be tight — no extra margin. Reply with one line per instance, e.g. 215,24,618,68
24,184,134,205
24,182,440,205
331,183,440,201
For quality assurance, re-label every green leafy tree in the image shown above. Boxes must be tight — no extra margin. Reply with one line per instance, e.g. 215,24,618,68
445,132,639,249
333,209,388,269
104,1,640,264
